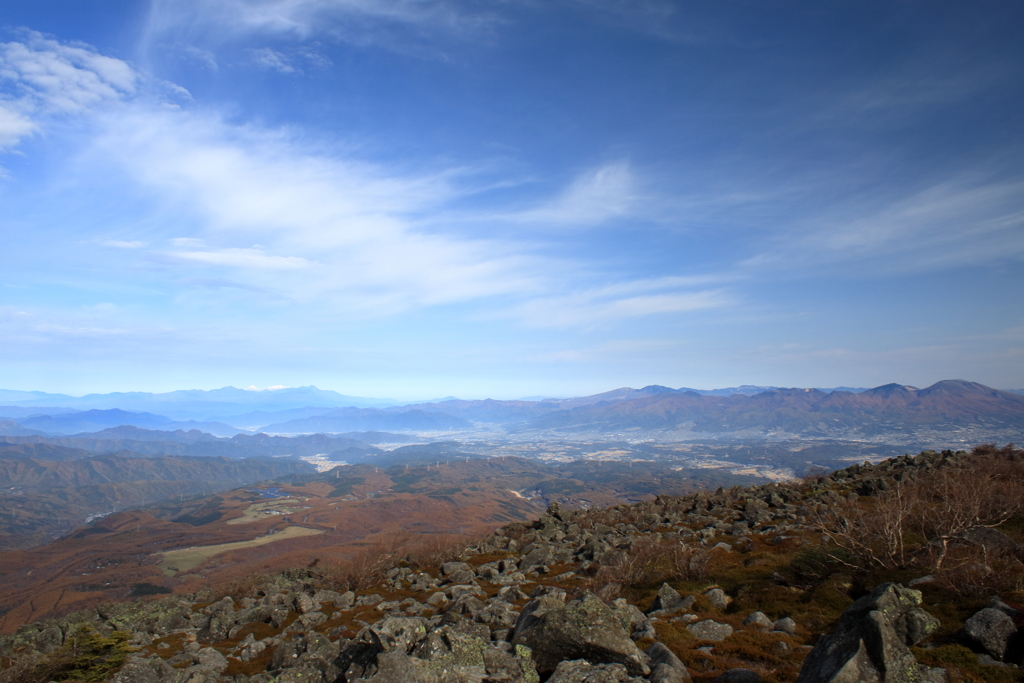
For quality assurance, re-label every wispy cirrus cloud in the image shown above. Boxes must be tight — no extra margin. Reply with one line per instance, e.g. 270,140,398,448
143,0,499,58
170,246,316,270
0,31,716,327
743,175,1024,274
499,276,734,328
509,161,637,227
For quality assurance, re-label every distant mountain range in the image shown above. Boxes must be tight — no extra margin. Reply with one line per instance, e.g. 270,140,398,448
0,380,1021,442
0,384,870,423
7,409,244,437
0,386,400,421
517,380,1024,438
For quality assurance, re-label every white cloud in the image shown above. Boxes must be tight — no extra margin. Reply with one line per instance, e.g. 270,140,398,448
501,277,733,328
83,104,551,313
512,161,637,226
250,47,297,73
0,30,137,150
744,175,1024,273
171,246,315,270
170,237,207,247
179,45,219,71
102,239,146,248
0,104,36,148
144,0,497,53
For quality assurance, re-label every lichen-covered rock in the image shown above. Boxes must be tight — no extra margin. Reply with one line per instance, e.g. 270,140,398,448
357,650,439,682
370,616,430,653
545,659,648,683
512,593,650,676
963,608,1017,661
795,583,945,683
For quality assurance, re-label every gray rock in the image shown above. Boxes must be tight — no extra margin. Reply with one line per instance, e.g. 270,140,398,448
772,617,797,635
702,588,731,610
900,608,939,646
370,616,430,653
546,659,647,683
963,608,1017,661
483,645,541,683
109,656,175,683
359,650,437,682
743,612,773,631
512,593,650,676
987,597,1019,618
295,593,318,614
715,669,763,683
298,611,328,629
649,583,687,613
687,620,734,642
195,646,229,673
795,582,945,683
647,642,691,683
446,569,477,585
513,596,566,636
651,662,690,683
441,561,472,576
426,592,448,607
977,654,1015,668
275,663,330,683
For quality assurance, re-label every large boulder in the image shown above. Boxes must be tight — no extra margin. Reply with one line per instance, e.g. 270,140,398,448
962,608,1017,661
795,583,944,683
512,593,650,676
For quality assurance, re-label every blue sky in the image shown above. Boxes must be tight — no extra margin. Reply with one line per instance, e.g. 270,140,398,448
1,0,1023,400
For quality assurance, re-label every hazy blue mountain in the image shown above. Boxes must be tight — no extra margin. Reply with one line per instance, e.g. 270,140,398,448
0,420,47,437
0,406,82,419
219,406,340,429
262,408,472,434
0,386,401,421
16,409,246,437
67,426,222,443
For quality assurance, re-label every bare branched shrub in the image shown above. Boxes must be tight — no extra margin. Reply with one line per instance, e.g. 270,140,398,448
814,444,1024,573
671,544,714,582
815,482,919,570
913,459,1024,570
219,572,274,601
933,545,1024,598
406,534,473,571
318,537,410,592
592,537,674,587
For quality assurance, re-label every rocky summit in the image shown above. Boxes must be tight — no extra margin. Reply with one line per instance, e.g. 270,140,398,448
1,445,1023,683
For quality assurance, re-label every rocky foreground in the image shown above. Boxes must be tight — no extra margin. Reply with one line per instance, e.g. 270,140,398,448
2,448,1022,683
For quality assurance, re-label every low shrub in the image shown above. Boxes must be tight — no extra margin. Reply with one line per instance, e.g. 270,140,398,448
0,624,132,683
